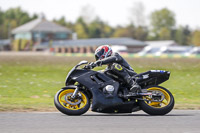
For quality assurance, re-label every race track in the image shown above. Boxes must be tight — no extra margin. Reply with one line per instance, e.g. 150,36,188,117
0,110,199,133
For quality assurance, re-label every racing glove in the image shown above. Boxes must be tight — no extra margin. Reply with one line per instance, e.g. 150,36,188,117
95,60,102,66
84,62,97,69
84,61,102,69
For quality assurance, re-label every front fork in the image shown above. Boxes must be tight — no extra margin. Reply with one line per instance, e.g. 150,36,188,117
71,86,80,99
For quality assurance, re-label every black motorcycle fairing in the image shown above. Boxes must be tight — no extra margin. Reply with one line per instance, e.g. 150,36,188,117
65,69,138,113
66,69,117,90
135,70,170,88
65,69,92,86
90,85,138,113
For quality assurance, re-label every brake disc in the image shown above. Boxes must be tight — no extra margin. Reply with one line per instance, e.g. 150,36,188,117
64,93,82,105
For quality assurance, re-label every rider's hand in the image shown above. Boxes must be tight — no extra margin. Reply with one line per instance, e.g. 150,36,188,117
84,62,96,69
89,62,96,68
95,60,102,66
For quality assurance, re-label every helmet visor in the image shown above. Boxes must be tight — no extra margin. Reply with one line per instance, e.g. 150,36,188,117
95,49,104,60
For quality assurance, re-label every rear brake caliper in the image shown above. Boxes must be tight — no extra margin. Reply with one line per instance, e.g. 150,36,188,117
151,91,165,102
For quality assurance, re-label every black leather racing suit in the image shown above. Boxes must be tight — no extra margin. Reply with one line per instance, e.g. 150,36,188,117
95,52,137,88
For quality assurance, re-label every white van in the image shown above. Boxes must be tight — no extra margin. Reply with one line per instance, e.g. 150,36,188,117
155,46,193,56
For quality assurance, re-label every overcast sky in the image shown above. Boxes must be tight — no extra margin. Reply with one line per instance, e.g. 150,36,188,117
0,0,200,29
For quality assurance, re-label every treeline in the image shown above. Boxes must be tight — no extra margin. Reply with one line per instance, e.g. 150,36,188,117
0,7,38,39
0,7,200,46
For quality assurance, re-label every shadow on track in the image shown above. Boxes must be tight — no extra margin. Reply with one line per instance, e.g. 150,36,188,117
80,113,194,117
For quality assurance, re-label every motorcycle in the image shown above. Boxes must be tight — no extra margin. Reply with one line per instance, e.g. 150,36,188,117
54,60,174,115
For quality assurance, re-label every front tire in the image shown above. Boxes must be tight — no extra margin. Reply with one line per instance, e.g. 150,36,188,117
139,85,174,115
54,88,90,115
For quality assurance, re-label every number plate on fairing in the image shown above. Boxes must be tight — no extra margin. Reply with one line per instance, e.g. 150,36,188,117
151,70,166,73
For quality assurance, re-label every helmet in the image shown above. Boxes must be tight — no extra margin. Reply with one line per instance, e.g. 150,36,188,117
95,45,112,60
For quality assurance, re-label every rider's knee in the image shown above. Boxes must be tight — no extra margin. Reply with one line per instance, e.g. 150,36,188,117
111,63,124,72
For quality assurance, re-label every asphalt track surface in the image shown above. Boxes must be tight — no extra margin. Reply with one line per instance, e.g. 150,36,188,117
0,110,200,133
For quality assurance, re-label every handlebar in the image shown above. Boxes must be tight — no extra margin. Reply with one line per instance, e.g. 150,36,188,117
83,62,96,70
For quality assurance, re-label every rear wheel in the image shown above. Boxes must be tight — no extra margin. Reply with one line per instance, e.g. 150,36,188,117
54,88,90,115
139,85,174,115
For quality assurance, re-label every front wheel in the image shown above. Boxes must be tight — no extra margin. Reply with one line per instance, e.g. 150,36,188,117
139,85,174,115
54,88,90,115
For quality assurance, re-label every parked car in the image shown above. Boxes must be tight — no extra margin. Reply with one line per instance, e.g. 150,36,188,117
137,46,161,56
155,46,193,56
184,47,200,56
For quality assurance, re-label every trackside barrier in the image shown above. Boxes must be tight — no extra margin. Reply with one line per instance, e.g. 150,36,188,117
53,53,200,59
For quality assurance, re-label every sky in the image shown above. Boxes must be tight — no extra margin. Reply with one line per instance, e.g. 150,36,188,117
0,0,200,29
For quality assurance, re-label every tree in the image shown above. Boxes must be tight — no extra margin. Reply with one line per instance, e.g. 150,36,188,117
191,30,200,46
129,2,145,26
112,24,148,41
80,4,96,24
55,16,67,27
87,17,113,38
0,8,4,39
159,27,171,40
74,17,89,38
5,7,31,25
88,17,103,38
88,21,101,38
175,25,191,45
0,7,38,39
112,27,130,37
0,8,3,25
150,8,175,39
53,16,75,32
133,26,148,41
101,24,113,38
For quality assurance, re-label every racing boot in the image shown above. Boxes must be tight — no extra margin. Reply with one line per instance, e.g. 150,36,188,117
130,84,141,94
125,75,141,96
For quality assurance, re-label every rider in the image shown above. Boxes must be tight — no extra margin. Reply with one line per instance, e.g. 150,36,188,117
87,45,141,94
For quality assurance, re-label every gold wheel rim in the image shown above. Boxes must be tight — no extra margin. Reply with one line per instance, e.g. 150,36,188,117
58,89,87,110
143,87,171,108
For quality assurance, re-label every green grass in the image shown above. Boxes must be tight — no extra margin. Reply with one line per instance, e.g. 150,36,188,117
0,55,200,111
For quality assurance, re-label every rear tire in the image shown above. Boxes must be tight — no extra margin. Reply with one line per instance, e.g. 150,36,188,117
54,88,90,115
139,85,174,115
